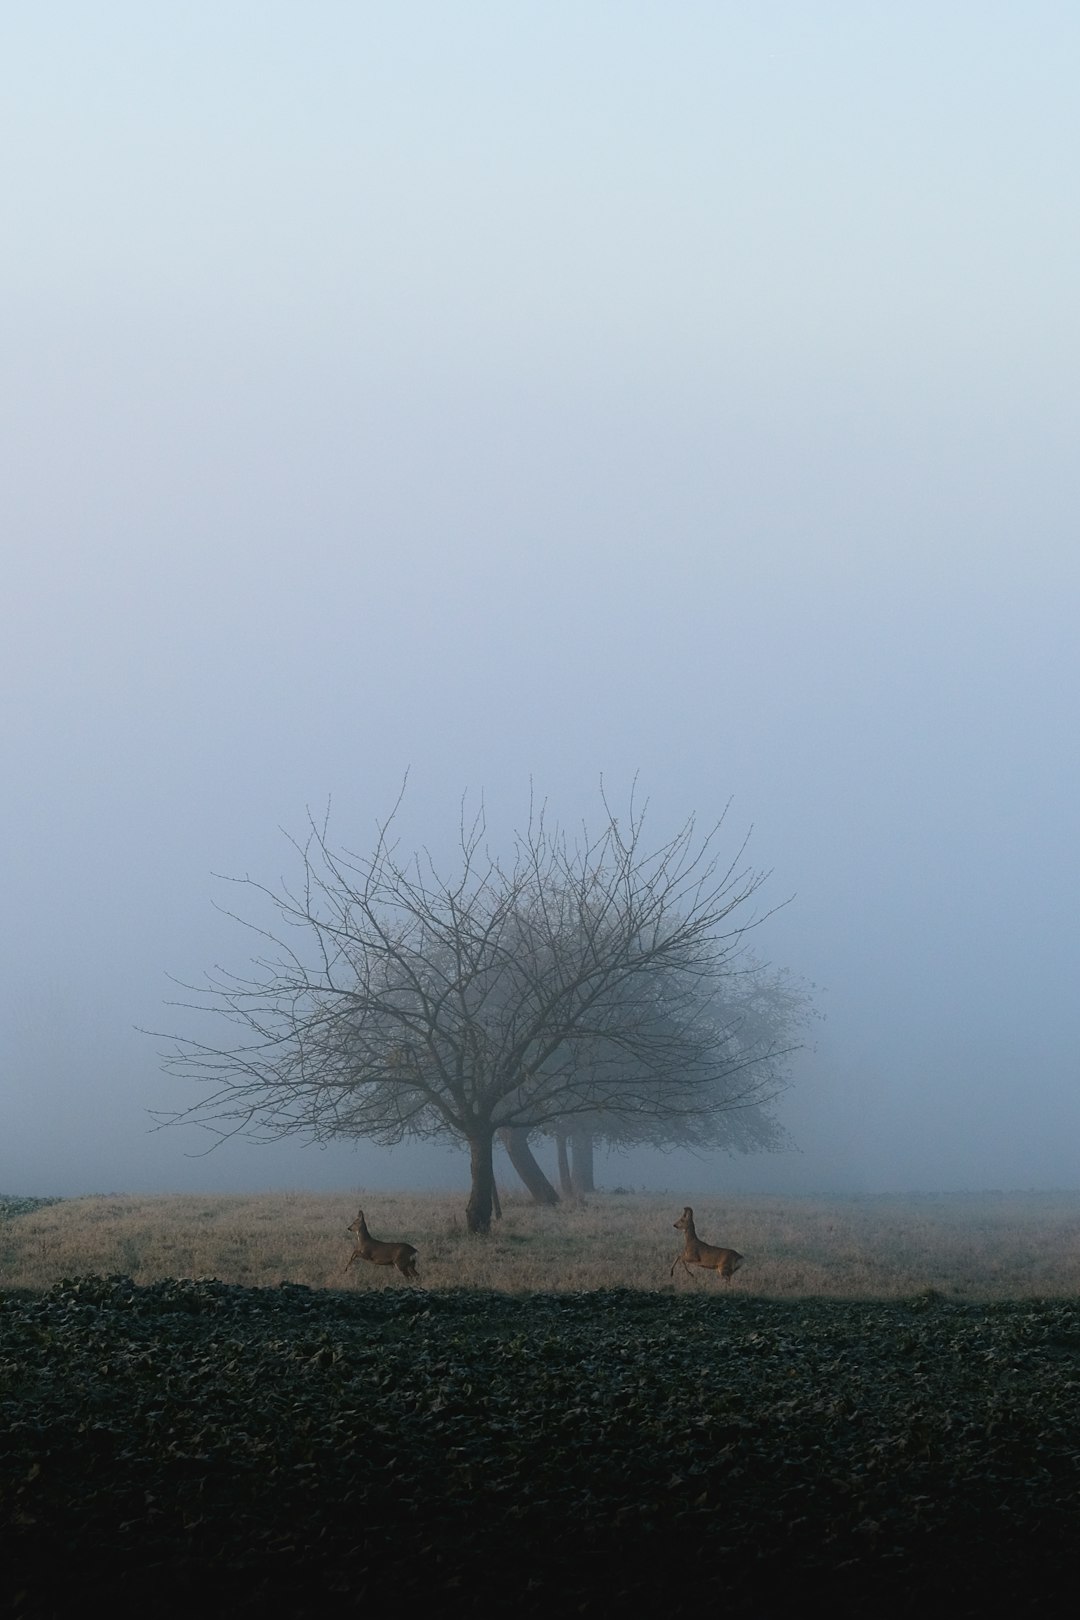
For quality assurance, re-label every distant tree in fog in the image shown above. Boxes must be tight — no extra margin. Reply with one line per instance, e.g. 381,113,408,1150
512,962,809,1200
157,785,797,1234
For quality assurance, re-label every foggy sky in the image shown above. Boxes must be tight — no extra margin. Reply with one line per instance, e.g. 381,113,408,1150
3,3,1078,1200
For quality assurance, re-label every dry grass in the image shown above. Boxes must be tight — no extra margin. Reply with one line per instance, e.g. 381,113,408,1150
4,1188,1080,1298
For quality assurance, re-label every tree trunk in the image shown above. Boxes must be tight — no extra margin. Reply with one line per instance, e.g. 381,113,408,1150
500,1126,559,1205
570,1128,596,1194
466,1131,497,1234
554,1127,575,1198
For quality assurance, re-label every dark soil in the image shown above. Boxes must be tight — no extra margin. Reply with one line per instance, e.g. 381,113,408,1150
2,1277,1079,1616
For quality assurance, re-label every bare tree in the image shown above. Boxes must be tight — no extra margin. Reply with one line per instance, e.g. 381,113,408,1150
501,1125,560,1205
540,962,812,1196
157,786,787,1233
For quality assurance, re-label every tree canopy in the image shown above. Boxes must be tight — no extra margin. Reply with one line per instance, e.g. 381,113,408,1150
159,787,803,1231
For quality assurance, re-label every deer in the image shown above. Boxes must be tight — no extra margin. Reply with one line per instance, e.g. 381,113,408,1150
344,1208,419,1282
670,1206,743,1285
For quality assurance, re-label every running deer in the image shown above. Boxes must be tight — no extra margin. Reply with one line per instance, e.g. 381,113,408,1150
670,1207,743,1284
344,1209,419,1281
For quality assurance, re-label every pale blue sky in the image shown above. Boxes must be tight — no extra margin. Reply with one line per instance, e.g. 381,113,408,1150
2,3,1078,1197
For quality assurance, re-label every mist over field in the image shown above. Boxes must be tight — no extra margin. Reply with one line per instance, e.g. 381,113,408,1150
3,4,1078,1202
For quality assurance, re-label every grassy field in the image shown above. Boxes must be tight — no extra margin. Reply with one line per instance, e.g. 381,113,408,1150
3,1191,1080,1614
4,1187,1080,1298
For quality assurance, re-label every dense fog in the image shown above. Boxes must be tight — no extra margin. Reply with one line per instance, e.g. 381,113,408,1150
3,4,1078,1201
